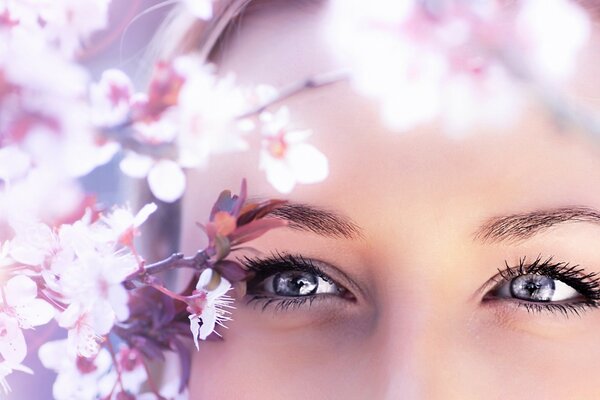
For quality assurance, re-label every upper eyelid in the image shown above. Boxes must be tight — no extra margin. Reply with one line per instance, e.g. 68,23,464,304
241,252,366,301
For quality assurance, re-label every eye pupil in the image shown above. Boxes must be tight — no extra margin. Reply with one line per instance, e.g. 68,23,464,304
273,271,318,296
510,274,556,302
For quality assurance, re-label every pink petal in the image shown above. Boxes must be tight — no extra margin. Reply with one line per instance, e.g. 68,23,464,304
147,160,186,203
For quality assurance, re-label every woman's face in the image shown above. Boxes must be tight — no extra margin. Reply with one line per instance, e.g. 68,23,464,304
182,2,600,399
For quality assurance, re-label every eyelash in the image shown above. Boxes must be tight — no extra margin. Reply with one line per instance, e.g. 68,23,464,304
240,252,350,311
484,255,600,316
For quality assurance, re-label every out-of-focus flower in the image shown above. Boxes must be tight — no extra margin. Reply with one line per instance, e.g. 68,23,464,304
0,31,118,177
258,107,328,193
183,0,216,20
326,0,590,134
121,57,252,203
39,339,112,400
187,268,234,349
94,203,157,248
1,0,111,57
90,69,135,128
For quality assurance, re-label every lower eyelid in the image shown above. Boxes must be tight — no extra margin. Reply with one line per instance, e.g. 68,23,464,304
481,296,599,318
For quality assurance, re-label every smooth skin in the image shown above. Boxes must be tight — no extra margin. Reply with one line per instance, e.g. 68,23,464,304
179,2,600,399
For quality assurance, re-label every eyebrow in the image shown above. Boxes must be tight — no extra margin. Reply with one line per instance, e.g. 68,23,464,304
474,206,600,243
266,202,362,239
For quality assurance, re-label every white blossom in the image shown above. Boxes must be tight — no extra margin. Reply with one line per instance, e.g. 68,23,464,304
0,276,54,377
188,269,234,350
39,339,112,400
258,108,329,193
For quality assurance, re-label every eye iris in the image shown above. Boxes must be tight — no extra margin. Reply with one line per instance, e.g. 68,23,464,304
510,274,556,302
273,271,318,296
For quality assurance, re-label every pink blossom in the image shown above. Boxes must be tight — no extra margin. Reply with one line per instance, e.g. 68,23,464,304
258,107,329,193
90,69,135,127
326,0,590,133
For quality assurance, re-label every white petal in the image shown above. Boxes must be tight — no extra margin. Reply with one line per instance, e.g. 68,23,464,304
69,324,100,358
196,268,213,290
147,160,186,203
198,307,216,340
261,156,296,193
133,203,157,228
188,314,200,350
5,275,37,306
0,316,26,365
15,299,55,328
57,303,81,329
288,144,329,184
284,129,312,144
207,277,231,301
119,152,153,178
108,285,130,322
38,340,69,371
90,301,116,335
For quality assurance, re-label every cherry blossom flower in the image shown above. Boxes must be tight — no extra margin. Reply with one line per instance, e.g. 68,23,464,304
258,107,329,193
39,339,112,400
90,69,135,128
94,203,157,248
54,246,139,356
187,268,234,349
0,275,54,385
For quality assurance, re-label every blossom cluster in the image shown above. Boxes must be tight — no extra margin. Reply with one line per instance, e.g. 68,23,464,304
326,0,591,134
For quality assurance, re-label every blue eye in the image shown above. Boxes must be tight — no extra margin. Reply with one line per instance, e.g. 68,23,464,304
260,270,340,297
492,273,581,302
483,256,600,315
241,252,351,310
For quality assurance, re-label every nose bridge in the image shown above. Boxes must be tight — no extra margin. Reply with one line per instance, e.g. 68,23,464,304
376,295,451,399
369,253,468,400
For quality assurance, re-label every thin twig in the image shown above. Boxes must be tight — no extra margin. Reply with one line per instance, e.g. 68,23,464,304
124,250,210,288
236,69,350,120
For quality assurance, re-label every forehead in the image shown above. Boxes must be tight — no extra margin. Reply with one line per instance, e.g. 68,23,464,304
182,1,600,241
